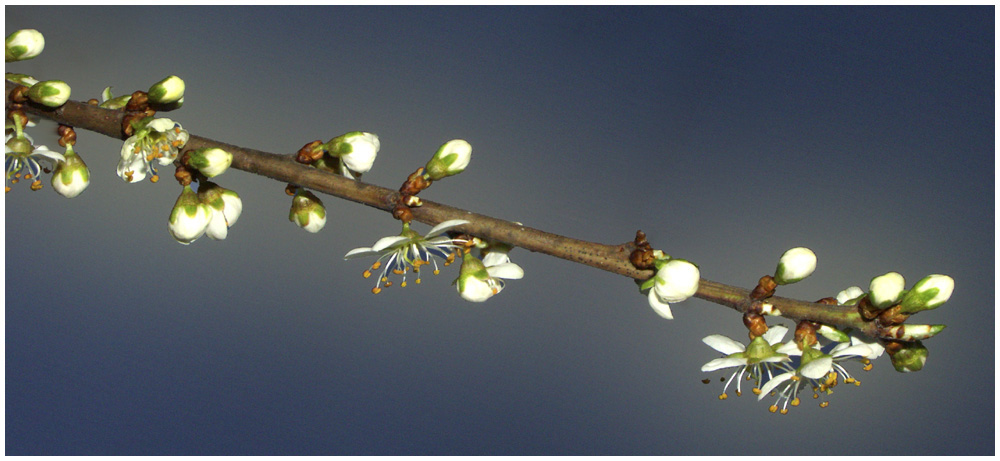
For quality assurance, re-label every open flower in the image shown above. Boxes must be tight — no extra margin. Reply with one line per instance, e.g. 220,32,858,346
761,340,873,413
455,251,524,302
641,258,700,319
5,132,64,192
701,325,791,399
117,118,189,183
345,219,471,293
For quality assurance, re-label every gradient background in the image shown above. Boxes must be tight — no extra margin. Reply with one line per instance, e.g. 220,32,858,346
5,6,994,455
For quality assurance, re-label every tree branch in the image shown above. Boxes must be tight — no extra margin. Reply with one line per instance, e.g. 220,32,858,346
5,80,879,338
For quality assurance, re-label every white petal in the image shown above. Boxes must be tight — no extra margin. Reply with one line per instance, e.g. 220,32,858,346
830,343,872,359
759,355,790,364
761,325,789,345
701,334,746,355
647,289,673,319
481,251,511,267
204,209,228,240
370,235,409,252
457,275,495,302
344,247,376,259
425,219,470,238
146,118,176,132
485,262,523,280
758,372,794,400
799,356,834,380
775,342,801,355
701,357,747,372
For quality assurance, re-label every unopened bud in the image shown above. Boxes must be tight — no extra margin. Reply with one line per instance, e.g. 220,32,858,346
5,29,44,61
899,274,954,314
424,139,472,181
773,247,817,285
869,272,905,309
27,80,71,107
887,340,929,373
147,75,185,104
186,147,232,178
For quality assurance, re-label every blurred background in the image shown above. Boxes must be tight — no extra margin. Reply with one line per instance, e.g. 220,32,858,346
5,6,994,455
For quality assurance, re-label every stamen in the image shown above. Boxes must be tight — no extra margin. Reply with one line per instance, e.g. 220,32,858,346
719,394,728,400
363,270,372,278
150,175,159,183
791,397,800,406
371,287,381,294
820,401,829,408
769,405,778,413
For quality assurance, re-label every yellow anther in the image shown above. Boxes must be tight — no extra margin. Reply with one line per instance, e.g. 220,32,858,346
371,261,381,270
30,179,42,191
125,171,134,182
820,401,830,408
381,276,388,283
384,281,393,287
433,269,440,275
146,153,156,162
400,281,407,288
415,278,422,284
363,270,372,279
392,269,405,275
5,186,10,193
735,391,742,397
853,380,861,386
14,173,21,178
150,175,159,183
491,288,499,294
769,405,778,413
24,173,32,179
791,375,801,382
752,388,762,395
791,398,800,407
172,140,183,147
780,409,789,415
371,287,381,294
10,178,18,184
718,394,728,400
863,363,873,371
813,393,819,399
845,377,855,384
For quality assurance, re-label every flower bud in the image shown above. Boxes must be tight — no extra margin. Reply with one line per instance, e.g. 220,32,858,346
168,185,212,244
198,182,242,240
6,73,39,87
642,259,700,320
186,147,232,178
326,131,379,176
882,324,945,342
27,80,71,107
456,253,494,302
424,139,472,181
289,190,326,233
50,145,90,198
888,340,929,373
6,29,44,61
99,86,132,109
868,271,906,309
147,75,185,104
773,247,816,285
817,324,850,343
835,286,864,305
899,274,954,314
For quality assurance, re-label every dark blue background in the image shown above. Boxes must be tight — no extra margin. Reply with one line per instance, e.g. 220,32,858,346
6,6,994,455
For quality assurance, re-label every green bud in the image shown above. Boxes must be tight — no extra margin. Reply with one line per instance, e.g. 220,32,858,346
27,80,71,107
424,139,472,181
6,73,39,87
6,29,45,62
147,75,185,104
817,324,850,343
890,341,929,373
883,324,946,342
51,145,90,198
289,190,326,233
899,275,954,314
186,147,232,178
99,87,132,109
